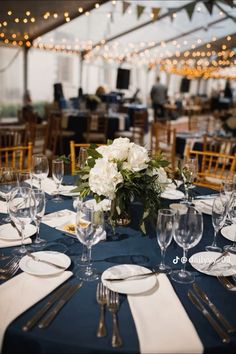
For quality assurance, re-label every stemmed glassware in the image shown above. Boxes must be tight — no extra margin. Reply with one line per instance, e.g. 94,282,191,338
181,157,198,204
52,159,64,202
30,188,46,248
76,204,104,281
77,147,88,170
205,194,228,252
0,167,18,222
31,154,49,190
223,191,236,253
171,206,203,284
8,186,36,255
155,209,175,274
17,171,32,188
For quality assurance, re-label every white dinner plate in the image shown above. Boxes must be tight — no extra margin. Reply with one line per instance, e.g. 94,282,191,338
161,189,185,200
19,251,71,276
102,264,158,294
169,203,188,214
189,251,236,276
221,225,236,242
0,223,36,241
60,189,81,197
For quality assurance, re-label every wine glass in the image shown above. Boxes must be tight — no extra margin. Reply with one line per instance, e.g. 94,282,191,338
155,209,175,274
171,206,203,284
17,171,32,188
181,157,198,204
205,194,228,252
0,167,18,222
77,147,88,170
31,154,49,189
223,191,236,253
76,204,104,281
8,187,36,255
30,188,46,248
52,159,64,202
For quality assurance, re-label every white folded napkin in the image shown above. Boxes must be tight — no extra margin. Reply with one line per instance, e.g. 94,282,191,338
161,189,185,200
0,238,32,249
0,270,73,352
31,178,75,196
128,274,203,354
193,199,213,215
42,209,76,228
0,201,7,214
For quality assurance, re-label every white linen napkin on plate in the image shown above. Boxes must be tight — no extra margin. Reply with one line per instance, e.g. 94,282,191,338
0,271,73,352
0,238,32,249
193,199,213,215
0,201,7,214
42,209,76,228
128,274,203,354
31,178,74,196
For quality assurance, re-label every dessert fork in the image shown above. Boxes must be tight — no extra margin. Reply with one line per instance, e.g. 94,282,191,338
107,290,122,347
96,282,107,337
0,259,19,280
218,276,236,290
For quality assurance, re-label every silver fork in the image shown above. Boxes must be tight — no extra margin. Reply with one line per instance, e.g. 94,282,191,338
0,259,19,280
107,290,122,348
96,282,107,337
0,256,19,273
218,276,236,290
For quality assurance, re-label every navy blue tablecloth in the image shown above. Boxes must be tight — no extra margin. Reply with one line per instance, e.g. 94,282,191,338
1,183,236,354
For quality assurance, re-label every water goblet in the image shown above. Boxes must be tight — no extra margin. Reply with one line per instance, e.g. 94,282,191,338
77,147,88,170
181,157,198,204
17,171,32,188
0,167,18,223
171,206,203,284
31,154,49,189
155,209,175,274
205,194,228,252
8,187,36,255
76,204,104,281
223,191,236,253
30,188,46,249
52,159,64,202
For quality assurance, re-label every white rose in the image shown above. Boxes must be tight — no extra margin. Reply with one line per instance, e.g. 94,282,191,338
89,158,123,199
126,143,150,171
96,138,130,161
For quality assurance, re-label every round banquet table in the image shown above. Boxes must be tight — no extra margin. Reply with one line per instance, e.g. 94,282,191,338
1,180,236,354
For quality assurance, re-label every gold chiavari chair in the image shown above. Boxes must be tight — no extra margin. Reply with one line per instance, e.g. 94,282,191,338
186,145,236,190
151,121,176,170
0,142,32,171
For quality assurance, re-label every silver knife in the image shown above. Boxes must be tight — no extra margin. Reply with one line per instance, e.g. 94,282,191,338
104,271,158,282
38,282,83,329
22,283,70,332
188,290,230,343
194,194,219,200
193,283,235,334
26,252,66,270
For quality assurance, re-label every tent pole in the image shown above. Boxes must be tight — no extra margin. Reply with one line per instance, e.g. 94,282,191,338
23,46,29,95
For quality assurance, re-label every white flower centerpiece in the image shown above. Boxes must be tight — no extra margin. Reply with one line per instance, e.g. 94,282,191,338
76,138,169,233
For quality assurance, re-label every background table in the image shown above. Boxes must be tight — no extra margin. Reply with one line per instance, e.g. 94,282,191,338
1,183,236,354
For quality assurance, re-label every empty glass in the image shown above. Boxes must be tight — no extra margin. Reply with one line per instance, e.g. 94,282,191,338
17,171,32,188
171,206,203,284
8,187,36,255
0,167,18,222
224,191,236,253
77,147,88,170
155,209,175,274
31,154,49,189
30,188,46,248
76,204,104,281
205,195,228,252
52,159,64,202
181,157,198,204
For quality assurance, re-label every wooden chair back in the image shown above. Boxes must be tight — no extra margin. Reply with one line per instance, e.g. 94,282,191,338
203,135,236,155
84,113,108,144
0,142,32,171
0,127,27,147
151,121,176,170
186,145,236,190
131,110,148,145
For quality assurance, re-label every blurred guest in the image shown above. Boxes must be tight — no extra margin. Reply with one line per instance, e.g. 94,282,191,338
150,76,167,121
96,86,106,96
224,80,233,106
